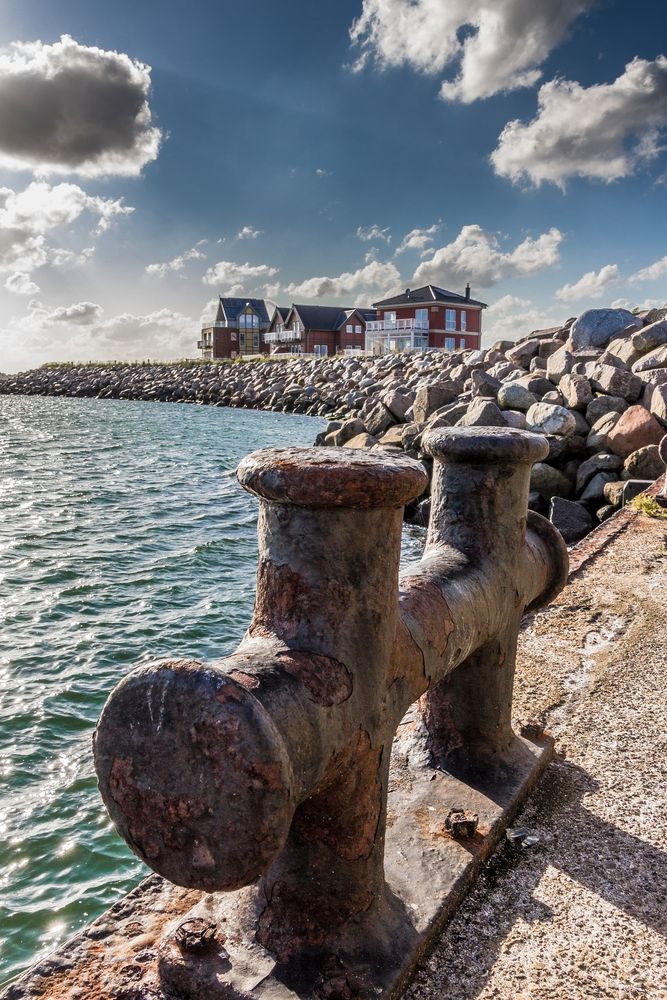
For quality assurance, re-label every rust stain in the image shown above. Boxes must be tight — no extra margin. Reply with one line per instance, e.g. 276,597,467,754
277,649,353,706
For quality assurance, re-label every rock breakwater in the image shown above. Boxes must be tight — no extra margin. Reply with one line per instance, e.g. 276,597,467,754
2,304,666,541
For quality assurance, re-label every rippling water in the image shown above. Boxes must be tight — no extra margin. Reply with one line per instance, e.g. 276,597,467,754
0,395,425,987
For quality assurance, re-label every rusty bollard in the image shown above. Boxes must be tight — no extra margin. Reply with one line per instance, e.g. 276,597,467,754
93,428,568,999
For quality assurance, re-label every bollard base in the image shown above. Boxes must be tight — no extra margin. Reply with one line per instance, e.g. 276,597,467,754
3,729,552,1000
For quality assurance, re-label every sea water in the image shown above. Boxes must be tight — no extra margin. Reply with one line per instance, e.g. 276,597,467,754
0,395,424,986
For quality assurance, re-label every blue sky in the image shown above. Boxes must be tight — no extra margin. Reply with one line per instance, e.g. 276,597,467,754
1,0,667,370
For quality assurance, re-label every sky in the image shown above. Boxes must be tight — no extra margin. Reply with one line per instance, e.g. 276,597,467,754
1,0,667,371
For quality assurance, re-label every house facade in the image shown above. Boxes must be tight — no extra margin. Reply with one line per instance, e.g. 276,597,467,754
366,284,486,354
198,297,272,359
264,305,373,356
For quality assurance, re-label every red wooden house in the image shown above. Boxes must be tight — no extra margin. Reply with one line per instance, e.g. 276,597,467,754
264,305,375,356
366,284,486,354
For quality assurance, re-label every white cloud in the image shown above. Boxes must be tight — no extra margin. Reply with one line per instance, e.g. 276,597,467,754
394,224,439,256
315,168,332,177
236,225,262,240
0,34,162,177
356,224,391,242
492,56,667,187
4,271,39,296
555,264,620,302
7,302,197,365
285,259,400,301
413,224,563,289
483,297,563,346
349,0,596,103
146,245,207,277
48,245,95,268
629,254,667,283
202,259,279,291
610,297,664,312
0,181,133,275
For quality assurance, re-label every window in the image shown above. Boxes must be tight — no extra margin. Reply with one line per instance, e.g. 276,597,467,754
459,338,466,349
239,311,259,330
385,311,396,327
314,344,328,357
461,310,467,331
415,308,428,329
355,325,362,334
346,324,353,333
445,309,456,331
253,333,259,347
445,337,455,351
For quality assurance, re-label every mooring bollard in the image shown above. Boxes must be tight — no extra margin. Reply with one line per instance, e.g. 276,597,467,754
94,427,568,999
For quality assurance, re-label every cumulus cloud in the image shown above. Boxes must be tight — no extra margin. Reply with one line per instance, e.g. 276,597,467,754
356,224,391,242
9,302,197,365
394,224,439,256
4,271,39,296
629,254,667,282
555,264,620,302
285,259,400,301
236,226,262,240
0,34,162,177
202,259,279,291
610,297,664,311
315,168,332,177
483,296,562,346
0,181,133,275
146,245,207,277
413,224,563,289
349,0,596,103
491,56,667,187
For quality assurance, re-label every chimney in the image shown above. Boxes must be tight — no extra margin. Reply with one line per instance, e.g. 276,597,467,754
405,288,411,299
465,283,471,301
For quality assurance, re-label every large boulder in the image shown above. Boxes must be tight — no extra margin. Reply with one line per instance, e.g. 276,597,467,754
343,432,379,449
413,383,459,422
526,402,576,437
606,405,665,457
586,411,621,452
569,308,638,350
506,338,541,367
585,395,628,426
637,319,667,353
547,346,573,384
575,452,623,493
381,388,414,422
588,364,643,402
632,344,667,374
457,398,507,428
649,384,667,426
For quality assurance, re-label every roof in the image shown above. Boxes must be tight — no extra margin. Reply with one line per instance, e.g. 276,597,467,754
217,297,271,325
273,306,290,322
373,284,487,309
288,304,371,331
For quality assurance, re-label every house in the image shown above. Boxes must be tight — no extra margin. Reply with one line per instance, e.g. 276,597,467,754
264,304,373,356
366,284,486,354
198,297,272,359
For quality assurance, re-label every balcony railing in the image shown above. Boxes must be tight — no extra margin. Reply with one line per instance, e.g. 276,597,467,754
366,318,430,333
265,329,302,343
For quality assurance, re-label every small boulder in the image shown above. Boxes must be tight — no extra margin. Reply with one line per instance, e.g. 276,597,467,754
496,382,536,411
457,398,507,428
549,497,593,544
585,395,628,426
586,411,621,453
547,346,573,384
588,364,643,402
570,308,638,350
579,470,618,502
526,402,576,437
621,445,665,482
503,410,527,429
649,383,667,426
607,405,665,458
575,452,623,493
343,432,378,449
530,463,573,500
413,383,459,422
559,374,593,410
632,344,667,374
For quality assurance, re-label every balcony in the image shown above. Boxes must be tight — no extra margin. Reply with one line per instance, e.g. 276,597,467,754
366,318,430,334
265,329,302,343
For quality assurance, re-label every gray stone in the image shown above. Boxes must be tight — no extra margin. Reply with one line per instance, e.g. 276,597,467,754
588,364,643,402
496,383,536,412
549,497,593,544
332,418,366,446
541,391,564,405
575,452,623,493
632,344,667,374
585,395,628,426
503,410,527,429
579,470,618,501
586,411,621,453
570,308,638,349
413,383,460,422
471,369,501,398
547,346,573,384
622,445,665,482
649,383,667,426
637,319,667,352
363,402,395,438
526,402,577,437
559,374,593,411
343,432,378,449
381,388,414,422
457,398,507,428
603,481,625,506
506,338,541,367
530,463,573,499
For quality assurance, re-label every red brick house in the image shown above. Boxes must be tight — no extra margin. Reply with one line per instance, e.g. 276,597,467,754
367,284,486,354
198,297,272,359
264,305,375,356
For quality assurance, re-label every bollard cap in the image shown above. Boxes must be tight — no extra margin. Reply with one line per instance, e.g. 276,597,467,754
422,426,549,465
94,659,296,893
238,447,428,509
